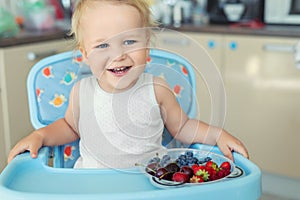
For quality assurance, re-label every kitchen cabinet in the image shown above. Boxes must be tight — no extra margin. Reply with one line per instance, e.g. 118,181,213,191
0,39,72,170
154,30,224,124
222,35,300,179
0,96,5,172
155,30,300,179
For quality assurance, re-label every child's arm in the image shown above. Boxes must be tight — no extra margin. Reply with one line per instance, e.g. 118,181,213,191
7,84,80,163
7,118,79,163
154,77,249,161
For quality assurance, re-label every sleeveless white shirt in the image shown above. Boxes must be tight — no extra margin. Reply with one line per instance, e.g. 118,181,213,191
74,73,166,168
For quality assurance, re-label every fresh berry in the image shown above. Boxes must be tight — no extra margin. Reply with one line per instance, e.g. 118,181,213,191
204,157,212,162
172,172,189,183
205,160,218,171
217,169,228,179
198,156,212,164
185,151,193,158
147,153,232,184
148,156,160,164
176,152,199,166
176,154,187,167
160,154,171,166
162,154,171,161
218,168,231,178
209,173,219,181
195,168,210,181
191,164,199,171
192,164,205,175
190,175,204,183
206,167,217,176
220,161,231,172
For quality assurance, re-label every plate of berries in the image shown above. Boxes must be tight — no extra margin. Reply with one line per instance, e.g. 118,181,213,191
138,148,236,188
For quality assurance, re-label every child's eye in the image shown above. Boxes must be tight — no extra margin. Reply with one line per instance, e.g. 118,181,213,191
124,40,137,45
96,43,109,49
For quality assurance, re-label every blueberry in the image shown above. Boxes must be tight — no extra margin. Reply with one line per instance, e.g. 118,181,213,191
181,160,187,166
175,159,181,166
186,157,193,164
198,160,205,164
197,157,212,164
148,157,160,164
192,157,198,164
179,154,187,161
162,154,171,162
185,151,193,158
160,158,171,167
204,157,212,162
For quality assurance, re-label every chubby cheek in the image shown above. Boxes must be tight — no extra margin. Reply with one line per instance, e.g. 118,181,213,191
80,47,104,77
91,67,106,79
130,49,149,67
85,60,107,78
86,55,111,78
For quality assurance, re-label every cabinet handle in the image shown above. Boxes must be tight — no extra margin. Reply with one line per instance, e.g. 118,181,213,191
27,50,57,61
162,38,190,46
263,44,295,53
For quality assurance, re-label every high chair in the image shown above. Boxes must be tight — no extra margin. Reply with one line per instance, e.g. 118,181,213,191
0,49,261,199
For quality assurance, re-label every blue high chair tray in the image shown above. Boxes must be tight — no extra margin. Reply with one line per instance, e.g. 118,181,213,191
0,145,261,200
0,49,261,199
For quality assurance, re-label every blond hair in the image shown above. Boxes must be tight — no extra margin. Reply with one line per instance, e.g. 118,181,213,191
70,0,157,49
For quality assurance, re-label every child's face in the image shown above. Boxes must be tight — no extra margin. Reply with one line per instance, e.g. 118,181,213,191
79,2,150,93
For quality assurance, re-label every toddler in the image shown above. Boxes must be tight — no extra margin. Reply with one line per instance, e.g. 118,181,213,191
8,0,248,168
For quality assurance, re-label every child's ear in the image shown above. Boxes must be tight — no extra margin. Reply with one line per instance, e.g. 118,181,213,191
79,47,90,65
145,35,151,56
146,47,150,57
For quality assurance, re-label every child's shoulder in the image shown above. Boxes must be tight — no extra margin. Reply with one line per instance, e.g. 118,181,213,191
142,73,169,88
76,76,96,85
152,75,171,99
152,75,169,87
72,76,96,91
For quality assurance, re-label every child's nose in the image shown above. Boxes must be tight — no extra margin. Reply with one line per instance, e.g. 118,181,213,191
111,48,127,61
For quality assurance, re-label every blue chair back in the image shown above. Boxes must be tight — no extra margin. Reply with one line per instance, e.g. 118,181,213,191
27,49,197,168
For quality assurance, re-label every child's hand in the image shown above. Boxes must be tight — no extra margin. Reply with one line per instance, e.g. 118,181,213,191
7,131,44,163
216,130,249,161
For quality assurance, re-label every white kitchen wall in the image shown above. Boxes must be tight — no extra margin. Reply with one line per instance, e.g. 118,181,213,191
0,0,10,10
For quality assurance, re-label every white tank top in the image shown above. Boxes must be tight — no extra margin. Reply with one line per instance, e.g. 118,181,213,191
74,73,166,168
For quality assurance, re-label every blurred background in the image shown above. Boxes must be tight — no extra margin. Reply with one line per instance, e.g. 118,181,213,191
0,0,300,199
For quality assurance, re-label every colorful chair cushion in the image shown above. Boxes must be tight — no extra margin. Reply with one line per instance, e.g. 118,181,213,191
27,49,197,168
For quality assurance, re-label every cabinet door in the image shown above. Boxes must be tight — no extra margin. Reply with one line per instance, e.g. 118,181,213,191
0,92,6,172
223,35,300,178
0,39,73,153
184,32,223,70
185,32,225,125
154,31,224,124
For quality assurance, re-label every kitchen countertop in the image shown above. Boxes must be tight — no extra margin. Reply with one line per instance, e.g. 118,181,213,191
171,24,300,38
0,28,71,48
1,24,300,48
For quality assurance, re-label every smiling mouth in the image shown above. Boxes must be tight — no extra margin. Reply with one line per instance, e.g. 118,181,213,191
107,66,132,74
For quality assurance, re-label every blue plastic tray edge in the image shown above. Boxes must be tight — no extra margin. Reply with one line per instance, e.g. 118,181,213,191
0,144,262,200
